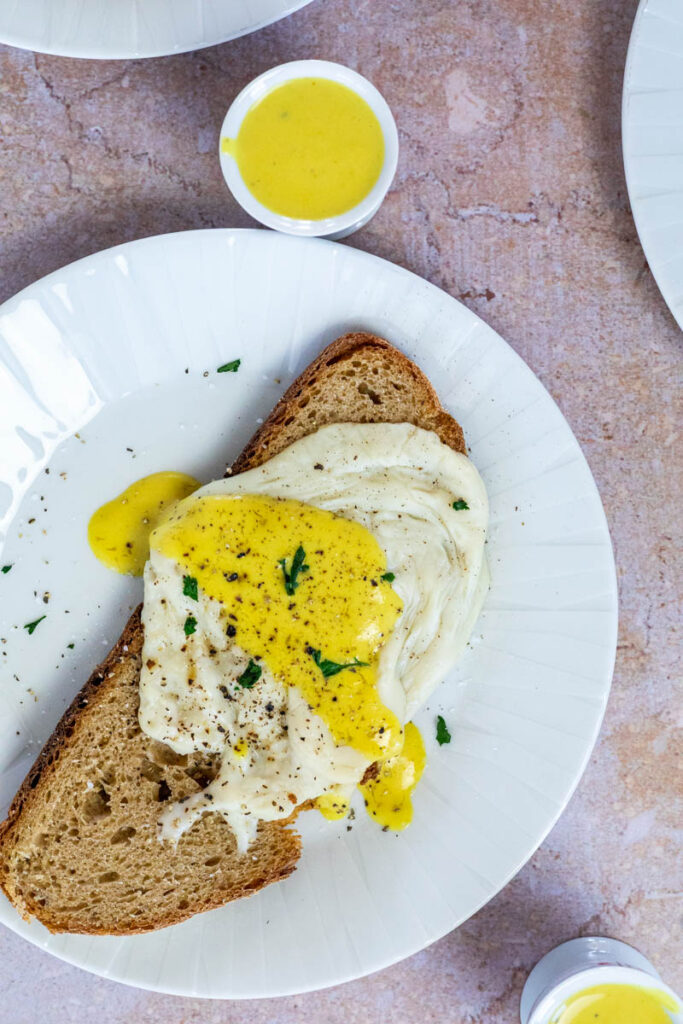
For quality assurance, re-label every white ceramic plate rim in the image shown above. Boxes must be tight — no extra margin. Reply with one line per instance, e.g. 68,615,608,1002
0,229,618,998
622,0,683,330
0,0,316,60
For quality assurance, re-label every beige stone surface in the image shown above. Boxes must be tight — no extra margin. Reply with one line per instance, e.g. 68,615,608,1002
0,0,681,1021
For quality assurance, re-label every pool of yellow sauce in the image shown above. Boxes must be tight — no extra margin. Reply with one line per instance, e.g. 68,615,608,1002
316,789,352,821
88,471,200,576
222,77,385,220
153,492,404,763
358,722,426,830
551,984,679,1024
316,723,425,829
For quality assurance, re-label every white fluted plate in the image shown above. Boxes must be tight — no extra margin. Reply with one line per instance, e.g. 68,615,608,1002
0,0,314,59
0,229,617,997
623,0,683,329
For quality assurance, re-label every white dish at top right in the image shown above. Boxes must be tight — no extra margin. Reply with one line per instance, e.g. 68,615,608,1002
623,0,683,329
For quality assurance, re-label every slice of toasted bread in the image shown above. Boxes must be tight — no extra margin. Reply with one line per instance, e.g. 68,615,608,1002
0,332,466,935
232,331,465,474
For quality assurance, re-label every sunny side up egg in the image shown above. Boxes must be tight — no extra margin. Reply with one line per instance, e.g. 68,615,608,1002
137,422,489,851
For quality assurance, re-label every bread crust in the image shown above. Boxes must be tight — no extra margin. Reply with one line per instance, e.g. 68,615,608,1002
232,331,465,474
0,332,465,934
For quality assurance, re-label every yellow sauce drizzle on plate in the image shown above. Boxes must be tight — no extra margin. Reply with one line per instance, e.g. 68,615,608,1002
551,983,679,1024
152,492,404,762
222,77,385,220
88,471,200,576
359,722,426,830
316,788,351,821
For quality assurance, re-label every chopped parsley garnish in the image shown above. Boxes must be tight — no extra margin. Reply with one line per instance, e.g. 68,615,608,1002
452,499,469,511
183,575,198,601
279,545,310,596
23,615,46,635
217,359,241,374
1,565,12,574
183,615,197,636
308,647,368,678
436,715,451,745
381,571,395,583
237,659,262,689
67,643,75,649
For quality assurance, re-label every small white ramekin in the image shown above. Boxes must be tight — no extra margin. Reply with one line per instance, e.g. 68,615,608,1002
218,59,399,240
520,938,681,1024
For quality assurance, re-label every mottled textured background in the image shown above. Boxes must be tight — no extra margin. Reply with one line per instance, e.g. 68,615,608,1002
0,0,681,1021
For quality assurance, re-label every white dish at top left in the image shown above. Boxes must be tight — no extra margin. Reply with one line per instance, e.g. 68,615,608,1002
0,0,315,59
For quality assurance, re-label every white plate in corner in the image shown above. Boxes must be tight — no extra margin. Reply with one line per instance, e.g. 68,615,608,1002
623,0,683,330
0,0,315,60
0,229,618,997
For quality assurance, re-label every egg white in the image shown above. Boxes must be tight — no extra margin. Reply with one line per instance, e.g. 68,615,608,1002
139,422,489,849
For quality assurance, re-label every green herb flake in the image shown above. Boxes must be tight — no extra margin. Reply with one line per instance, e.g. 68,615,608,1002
309,647,368,678
452,499,469,511
183,575,199,601
381,571,395,583
237,658,262,689
436,715,451,746
24,615,46,635
67,643,75,649
278,545,310,596
1,565,12,574
184,615,197,636
217,359,241,374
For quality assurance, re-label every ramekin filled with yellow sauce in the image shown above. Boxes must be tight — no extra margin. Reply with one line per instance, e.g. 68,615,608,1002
219,60,398,239
521,938,681,1024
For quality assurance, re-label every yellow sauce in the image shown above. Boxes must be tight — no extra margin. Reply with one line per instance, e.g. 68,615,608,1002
233,739,248,760
316,723,426,829
88,471,200,576
551,984,679,1024
222,77,385,220
359,722,426,830
316,788,351,821
152,493,404,762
